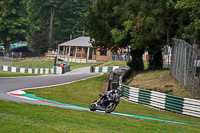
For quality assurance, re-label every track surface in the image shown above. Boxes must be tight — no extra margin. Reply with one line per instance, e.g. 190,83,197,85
0,67,101,106
0,67,195,126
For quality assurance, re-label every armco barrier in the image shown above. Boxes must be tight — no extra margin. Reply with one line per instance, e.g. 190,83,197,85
0,65,70,75
91,66,120,73
122,85,200,118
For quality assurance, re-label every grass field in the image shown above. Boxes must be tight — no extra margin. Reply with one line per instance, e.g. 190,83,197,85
99,61,148,70
25,73,200,127
98,61,127,67
0,70,39,77
1,100,199,133
12,58,149,71
1,71,200,132
13,58,98,70
128,70,195,99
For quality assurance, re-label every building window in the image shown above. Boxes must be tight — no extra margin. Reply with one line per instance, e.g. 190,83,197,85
100,50,107,56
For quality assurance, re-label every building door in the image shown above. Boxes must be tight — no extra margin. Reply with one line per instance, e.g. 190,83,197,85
89,49,93,59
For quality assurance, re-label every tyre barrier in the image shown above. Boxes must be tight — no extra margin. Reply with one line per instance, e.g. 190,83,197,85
90,66,121,73
122,85,200,118
0,65,70,75
108,66,131,91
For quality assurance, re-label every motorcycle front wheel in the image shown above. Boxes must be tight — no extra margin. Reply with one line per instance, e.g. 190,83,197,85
105,102,117,113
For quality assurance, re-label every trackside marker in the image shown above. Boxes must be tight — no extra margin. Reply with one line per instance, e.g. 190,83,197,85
9,93,22,96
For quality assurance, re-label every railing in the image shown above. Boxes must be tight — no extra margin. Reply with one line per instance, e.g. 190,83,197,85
110,53,131,61
170,38,200,98
0,56,13,66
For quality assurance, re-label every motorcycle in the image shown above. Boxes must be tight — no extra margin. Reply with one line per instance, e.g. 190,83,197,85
90,87,122,113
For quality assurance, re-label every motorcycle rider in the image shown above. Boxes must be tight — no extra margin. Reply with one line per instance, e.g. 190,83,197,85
99,89,117,103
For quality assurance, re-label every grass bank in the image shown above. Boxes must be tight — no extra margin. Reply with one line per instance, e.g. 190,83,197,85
98,61,127,67
99,61,148,70
128,70,194,99
1,100,199,133
26,73,200,127
13,58,98,70
0,70,39,77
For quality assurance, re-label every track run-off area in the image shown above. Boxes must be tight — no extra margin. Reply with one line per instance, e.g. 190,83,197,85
0,67,198,127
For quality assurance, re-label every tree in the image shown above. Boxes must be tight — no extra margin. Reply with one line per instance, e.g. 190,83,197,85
85,0,123,50
85,0,191,71
29,0,65,48
175,0,200,44
30,23,49,55
0,0,29,55
29,0,93,50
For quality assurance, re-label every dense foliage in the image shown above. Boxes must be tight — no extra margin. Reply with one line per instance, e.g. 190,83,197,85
85,0,198,70
0,0,200,70
0,0,93,54
0,0,29,55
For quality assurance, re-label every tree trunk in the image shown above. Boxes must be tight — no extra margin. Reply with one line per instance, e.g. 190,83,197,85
148,47,163,70
152,49,163,69
49,6,55,49
127,49,144,71
4,40,9,56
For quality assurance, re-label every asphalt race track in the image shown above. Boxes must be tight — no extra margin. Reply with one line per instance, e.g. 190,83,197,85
0,67,101,106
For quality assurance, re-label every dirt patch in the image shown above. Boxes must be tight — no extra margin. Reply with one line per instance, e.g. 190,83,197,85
102,79,108,92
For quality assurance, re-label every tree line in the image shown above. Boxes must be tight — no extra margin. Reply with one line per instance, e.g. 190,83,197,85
0,0,93,55
85,0,200,70
0,0,200,71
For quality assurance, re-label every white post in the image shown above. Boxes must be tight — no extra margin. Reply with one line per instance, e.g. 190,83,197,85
67,53,70,65
87,47,90,62
75,47,77,58
69,46,71,56
63,47,65,55
69,46,71,62
75,47,77,62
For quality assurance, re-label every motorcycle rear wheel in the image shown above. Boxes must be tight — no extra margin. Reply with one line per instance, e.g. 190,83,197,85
90,100,97,111
105,102,116,113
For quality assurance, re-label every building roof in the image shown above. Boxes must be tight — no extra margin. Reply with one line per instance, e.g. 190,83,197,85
58,36,92,47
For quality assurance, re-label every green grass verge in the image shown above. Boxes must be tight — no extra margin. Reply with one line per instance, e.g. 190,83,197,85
98,61,127,67
25,73,200,127
0,70,39,77
98,61,148,70
1,100,199,133
13,58,98,70
69,62,98,70
13,58,54,68
128,70,194,98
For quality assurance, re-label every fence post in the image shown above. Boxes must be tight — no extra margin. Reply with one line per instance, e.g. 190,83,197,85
193,49,198,94
186,46,191,87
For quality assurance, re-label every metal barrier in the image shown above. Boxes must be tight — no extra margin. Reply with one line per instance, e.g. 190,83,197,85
170,38,200,98
110,54,131,61
0,56,13,66
122,85,200,118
